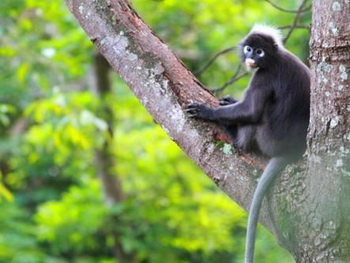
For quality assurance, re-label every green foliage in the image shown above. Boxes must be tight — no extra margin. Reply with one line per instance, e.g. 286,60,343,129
25,91,106,151
0,202,46,263
35,179,107,254
0,0,309,262
0,104,16,128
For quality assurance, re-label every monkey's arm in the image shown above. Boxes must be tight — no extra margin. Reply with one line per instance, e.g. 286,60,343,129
186,87,271,124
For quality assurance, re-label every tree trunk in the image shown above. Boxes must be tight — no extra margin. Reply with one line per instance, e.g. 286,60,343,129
91,53,135,263
271,1,350,262
92,53,125,206
66,0,350,261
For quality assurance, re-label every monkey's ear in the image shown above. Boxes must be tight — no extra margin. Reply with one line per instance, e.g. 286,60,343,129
237,40,244,50
273,43,279,50
237,41,246,57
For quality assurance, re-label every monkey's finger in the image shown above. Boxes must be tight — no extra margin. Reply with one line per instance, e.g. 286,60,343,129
186,102,201,107
184,108,198,115
184,106,196,112
184,107,200,118
185,103,200,111
219,100,231,106
186,111,199,118
187,113,199,118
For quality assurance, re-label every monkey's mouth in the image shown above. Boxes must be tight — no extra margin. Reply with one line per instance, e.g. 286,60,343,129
245,58,258,70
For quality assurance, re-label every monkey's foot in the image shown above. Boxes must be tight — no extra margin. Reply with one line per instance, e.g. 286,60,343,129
219,95,238,105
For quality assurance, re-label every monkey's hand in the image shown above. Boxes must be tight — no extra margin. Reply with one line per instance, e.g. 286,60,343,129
219,95,238,106
185,103,214,120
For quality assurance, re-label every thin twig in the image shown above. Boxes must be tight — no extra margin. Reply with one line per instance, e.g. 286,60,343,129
283,0,309,43
211,64,248,94
194,47,235,76
278,25,310,30
265,0,311,13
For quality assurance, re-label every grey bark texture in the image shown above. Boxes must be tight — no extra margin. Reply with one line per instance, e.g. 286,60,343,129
285,0,350,262
66,0,350,261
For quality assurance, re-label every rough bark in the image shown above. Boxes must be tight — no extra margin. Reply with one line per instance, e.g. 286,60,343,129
272,1,350,262
66,0,350,261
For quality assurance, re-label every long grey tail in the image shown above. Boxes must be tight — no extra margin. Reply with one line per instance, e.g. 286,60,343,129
244,156,291,263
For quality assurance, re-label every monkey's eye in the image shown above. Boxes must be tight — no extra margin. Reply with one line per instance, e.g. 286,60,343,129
255,48,265,58
243,45,252,54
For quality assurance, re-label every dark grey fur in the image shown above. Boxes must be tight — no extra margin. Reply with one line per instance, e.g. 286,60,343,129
186,28,310,263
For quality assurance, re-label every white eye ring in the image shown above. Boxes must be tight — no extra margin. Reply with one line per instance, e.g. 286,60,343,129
243,45,252,54
256,48,265,57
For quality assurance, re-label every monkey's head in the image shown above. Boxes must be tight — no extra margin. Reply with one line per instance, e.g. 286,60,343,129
239,25,283,71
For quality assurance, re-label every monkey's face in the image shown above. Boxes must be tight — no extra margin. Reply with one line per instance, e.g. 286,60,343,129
242,45,265,71
240,33,278,71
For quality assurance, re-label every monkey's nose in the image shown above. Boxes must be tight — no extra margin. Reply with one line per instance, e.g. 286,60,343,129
245,58,257,68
